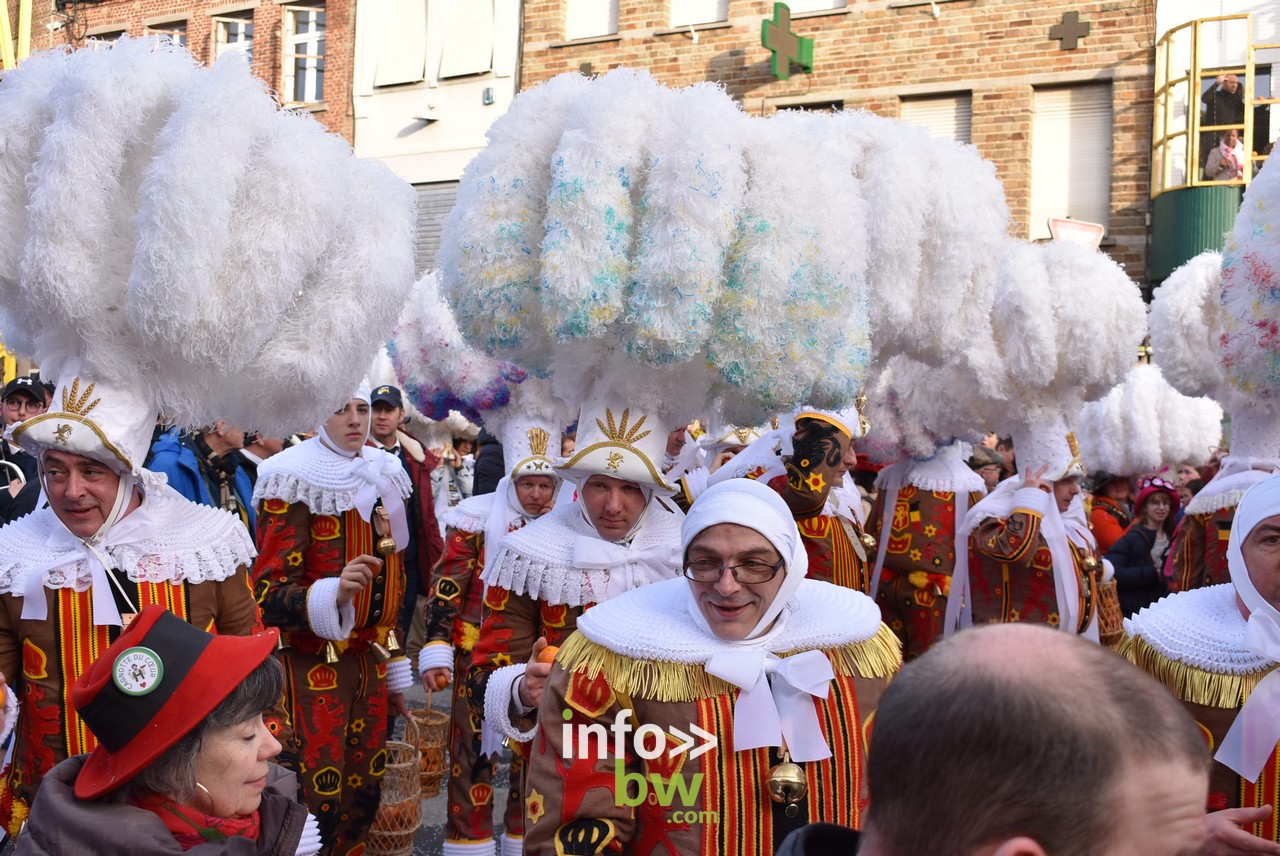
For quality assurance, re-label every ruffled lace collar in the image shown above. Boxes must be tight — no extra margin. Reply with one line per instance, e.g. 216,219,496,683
575,577,884,663
0,480,255,594
252,436,411,515
480,499,683,606
1125,584,1274,676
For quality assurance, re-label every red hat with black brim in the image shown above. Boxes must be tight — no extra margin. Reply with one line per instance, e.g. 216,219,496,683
70,605,278,799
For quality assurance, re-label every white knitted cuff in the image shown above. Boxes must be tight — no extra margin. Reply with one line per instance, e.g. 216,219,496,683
484,663,538,744
418,641,455,675
386,656,413,693
1011,486,1053,517
0,685,17,747
306,577,356,641
442,840,498,856
499,834,524,856
296,812,322,856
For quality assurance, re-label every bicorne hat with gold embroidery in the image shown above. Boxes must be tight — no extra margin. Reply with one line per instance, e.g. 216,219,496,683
557,391,677,494
502,417,560,483
12,361,158,476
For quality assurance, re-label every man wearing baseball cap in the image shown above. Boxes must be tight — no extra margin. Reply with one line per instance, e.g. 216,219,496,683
0,376,45,524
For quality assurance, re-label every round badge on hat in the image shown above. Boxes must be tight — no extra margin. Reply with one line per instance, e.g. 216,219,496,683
113,646,164,696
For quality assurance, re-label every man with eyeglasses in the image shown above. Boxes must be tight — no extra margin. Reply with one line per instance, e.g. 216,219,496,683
522,478,900,856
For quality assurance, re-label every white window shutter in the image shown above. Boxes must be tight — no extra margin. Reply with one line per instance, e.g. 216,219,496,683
373,0,427,87
566,0,617,40
900,94,972,144
670,0,727,28
1030,85,1112,240
438,0,493,78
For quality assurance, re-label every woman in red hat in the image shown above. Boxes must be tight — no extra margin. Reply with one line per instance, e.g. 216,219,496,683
16,605,320,855
1105,476,1180,617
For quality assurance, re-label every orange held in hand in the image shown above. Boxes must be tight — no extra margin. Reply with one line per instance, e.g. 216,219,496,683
537,645,559,664
433,673,449,690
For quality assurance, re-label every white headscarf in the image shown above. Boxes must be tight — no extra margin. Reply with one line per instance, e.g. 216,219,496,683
680,478,808,641
679,478,834,761
1216,474,1280,780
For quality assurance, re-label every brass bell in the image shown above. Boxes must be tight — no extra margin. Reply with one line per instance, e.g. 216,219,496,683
860,532,877,550
372,642,392,661
1082,556,1099,572
323,641,340,664
385,628,402,654
376,534,397,557
767,759,808,819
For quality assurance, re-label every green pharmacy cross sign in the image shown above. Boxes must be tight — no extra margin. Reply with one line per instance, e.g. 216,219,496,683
761,3,814,81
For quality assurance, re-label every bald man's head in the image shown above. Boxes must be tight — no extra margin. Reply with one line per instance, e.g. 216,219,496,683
861,625,1208,856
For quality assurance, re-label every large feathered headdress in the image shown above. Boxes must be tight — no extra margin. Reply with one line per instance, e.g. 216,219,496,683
1,39,416,471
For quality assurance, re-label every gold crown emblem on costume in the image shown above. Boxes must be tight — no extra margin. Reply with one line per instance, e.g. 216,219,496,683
60,378,101,418
526,427,550,457
596,408,650,446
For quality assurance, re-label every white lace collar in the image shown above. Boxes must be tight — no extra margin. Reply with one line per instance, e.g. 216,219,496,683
442,492,496,534
252,436,411,515
480,498,684,606
0,480,255,594
1125,584,1274,676
575,577,884,663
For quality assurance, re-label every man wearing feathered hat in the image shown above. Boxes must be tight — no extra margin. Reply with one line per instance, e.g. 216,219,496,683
1126,473,1280,850
466,392,685,842
251,383,417,854
420,407,562,856
0,365,262,836
523,479,900,855
950,429,1103,639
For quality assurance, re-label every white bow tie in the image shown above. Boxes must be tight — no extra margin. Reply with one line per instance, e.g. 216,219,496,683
704,649,835,762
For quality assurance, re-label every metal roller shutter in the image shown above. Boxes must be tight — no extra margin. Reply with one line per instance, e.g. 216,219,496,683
1030,85,1113,240
414,182,459,274
900,93,973,144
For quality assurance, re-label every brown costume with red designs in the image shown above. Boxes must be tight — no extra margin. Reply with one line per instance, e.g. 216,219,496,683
869,486,985,659
1166,507,1235,592
254,499,406,855
425,523,526,846
968,496,1098,633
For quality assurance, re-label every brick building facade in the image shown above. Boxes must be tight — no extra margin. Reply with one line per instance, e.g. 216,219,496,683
520,0,1156,284
25,0,354,141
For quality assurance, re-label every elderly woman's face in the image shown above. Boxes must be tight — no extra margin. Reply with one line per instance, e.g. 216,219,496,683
192,713,281,818
686,523,786,641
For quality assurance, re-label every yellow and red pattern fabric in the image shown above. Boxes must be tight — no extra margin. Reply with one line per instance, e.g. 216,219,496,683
968,509,1097,633
253,498,406,853
767,475,866,592
1167,507,1235,593
870,486,984,659
524,654,886,855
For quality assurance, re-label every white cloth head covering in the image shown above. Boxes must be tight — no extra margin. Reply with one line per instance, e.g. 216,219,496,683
1216,474,1280,780
680,478,808,641
678,477,835,762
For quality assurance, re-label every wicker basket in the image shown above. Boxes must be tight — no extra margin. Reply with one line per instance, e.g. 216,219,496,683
365,716,422,856
410,692,450,799
1097,578,1125,650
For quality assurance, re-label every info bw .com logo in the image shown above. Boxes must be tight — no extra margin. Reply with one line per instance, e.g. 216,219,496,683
562,708,720,821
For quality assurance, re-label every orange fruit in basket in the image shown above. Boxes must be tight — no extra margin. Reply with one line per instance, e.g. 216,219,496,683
537,645,559,664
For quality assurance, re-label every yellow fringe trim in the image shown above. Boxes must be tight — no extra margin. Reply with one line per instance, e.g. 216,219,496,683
557,623,903,703
1121,633,1274,709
